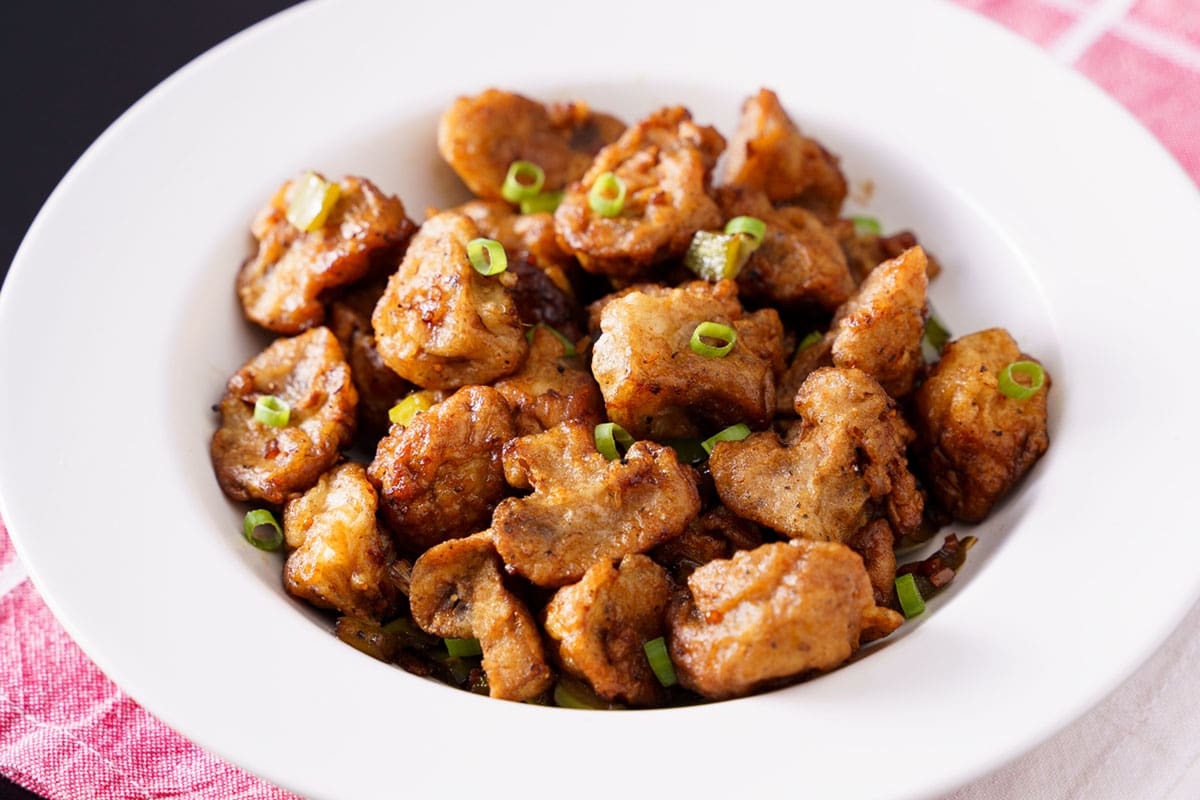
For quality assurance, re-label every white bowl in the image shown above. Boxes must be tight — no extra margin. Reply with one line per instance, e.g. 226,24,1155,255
2,1,1198,798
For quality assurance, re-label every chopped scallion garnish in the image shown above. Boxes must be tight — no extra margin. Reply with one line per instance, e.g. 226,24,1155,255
588,172,626,217
724,215,766,246
851,215,882,237
501,161,546,204
467,238,508,276
254,395,290,427
594,422,634,461
553,681,605,710
690,321,737,358
701,423,752,455
997,360,1045,400
797,331,823,352
643,636,678,688
683,231,757,282
444,637,483,658
242,509,283,552
924,315,951,353
520,189,564,215
286,171,340,232
895,573,925,618
665,438,708,465
388,392,435,426
524,323,577,356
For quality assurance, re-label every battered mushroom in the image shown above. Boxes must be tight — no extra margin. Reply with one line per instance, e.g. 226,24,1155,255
775,329,834,416
717,88,848,222
652,506,765,578
846,518,897,607
327,279,412,436
710,367,922,543
282,462,397,620
490,422,700,587
830,246,929,398
238,175,415,334
543,554,673,706
667,539,903,699
368,386,515,553
832,220,943,285
716,185,854,312
590,280,784,440
437,89,624,200
492,324,605,436
409,534,553,702
913,328,1050,521
211,327,357,504
555,106,725,278
372,211,527,389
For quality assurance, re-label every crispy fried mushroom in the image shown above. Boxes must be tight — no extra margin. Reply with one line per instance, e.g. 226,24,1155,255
492,325,605,436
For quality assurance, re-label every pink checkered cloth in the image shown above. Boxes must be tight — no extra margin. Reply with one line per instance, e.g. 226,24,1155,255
3,2,1199,798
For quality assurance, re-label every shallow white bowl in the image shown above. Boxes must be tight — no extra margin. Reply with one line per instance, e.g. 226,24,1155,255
2,1,1199,798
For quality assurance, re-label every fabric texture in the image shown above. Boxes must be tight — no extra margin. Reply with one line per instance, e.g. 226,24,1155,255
2,1,1198,797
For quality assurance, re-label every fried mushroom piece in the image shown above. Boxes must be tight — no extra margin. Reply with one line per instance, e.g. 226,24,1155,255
652,506,765,577
327,279,413,436
491,422,700,587
717,89,848,222
409,534,553,702
492,325,605,436
830,246,929,398
437,89,625,200
710,367,922,543
368,386,515,553
775,331,834,416
555,106,725,278
667,539,903,699
212,327,357,504
846,518,897,607
238,175,415,334
590,280,784,440
913,328,1050,522
543,554,672,707
831,220,943,285
372,211,527,389
716,186,854,312
282,463,397,620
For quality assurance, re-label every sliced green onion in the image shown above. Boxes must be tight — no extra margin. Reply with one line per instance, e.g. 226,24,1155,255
588,172,626,217
388,392,435,426
665,438,709,466
683,230,757,282
797,331,823,352
701,423,752,455
520,189,564,215
445,637,483,658
895,573,925,618
525,323,577,356
467,238,508,276
286,171,340,232
643,636,678,688
242,509,283,552
553,680,606,710
924,315,951,353
501,160,546,204
998,360,1045,400
851,215,882,237
594,422,634,461
690,321,737,358
724,216,766,246
254,395,290,427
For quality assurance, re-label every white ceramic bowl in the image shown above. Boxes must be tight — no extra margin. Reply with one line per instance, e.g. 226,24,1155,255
2,1,1199,798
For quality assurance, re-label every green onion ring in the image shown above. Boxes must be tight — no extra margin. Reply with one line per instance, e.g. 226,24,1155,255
524,323,577,356
588,172,626,217
520,189,563,215
895,573,925,618
467,238,508,276
643,636,678,688
723,215,766,246
501,161,545,204
254,395,290,427
242,509,283,552
701,423,752,455
594,422,634,461
444,637,483,658
851,215,882,237
998,360,1045,400
690,321,737,358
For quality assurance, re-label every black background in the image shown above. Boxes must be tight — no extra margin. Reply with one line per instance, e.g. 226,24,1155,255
0,3,300,797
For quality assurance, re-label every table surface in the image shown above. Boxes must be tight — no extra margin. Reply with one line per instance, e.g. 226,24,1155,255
3,2,1198,799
